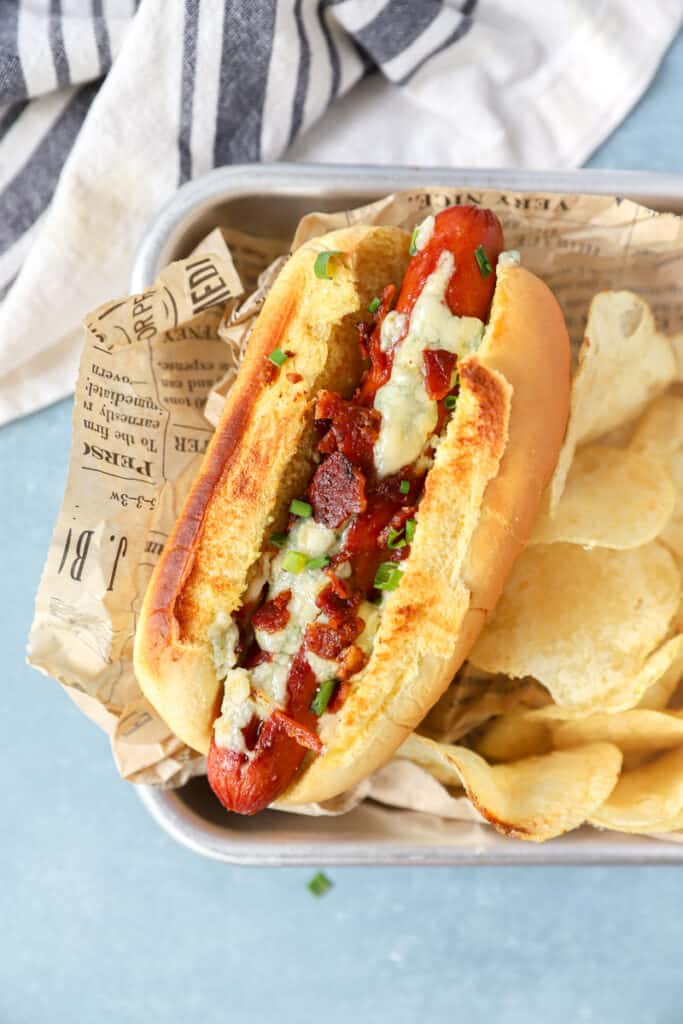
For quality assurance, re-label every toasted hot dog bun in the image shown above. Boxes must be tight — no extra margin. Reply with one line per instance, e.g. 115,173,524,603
134,224,571,805
134,225,411,755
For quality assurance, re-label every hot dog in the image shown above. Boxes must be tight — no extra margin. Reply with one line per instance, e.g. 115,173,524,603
134,207,571,813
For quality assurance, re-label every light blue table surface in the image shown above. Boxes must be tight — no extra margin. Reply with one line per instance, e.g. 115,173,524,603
4,30,683,1024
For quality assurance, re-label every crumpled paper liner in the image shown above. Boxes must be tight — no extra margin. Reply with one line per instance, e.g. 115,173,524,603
28,186,683,825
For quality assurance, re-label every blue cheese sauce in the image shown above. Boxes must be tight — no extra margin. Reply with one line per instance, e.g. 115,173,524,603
373,248,484,478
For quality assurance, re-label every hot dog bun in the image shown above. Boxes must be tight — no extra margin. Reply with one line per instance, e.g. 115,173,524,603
134,224,411,755
134,225,571,806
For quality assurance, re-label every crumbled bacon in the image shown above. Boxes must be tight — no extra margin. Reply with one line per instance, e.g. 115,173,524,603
315,391,381,472
308,451,367,528
305,617,363,659
316,580,360,621
423,349,457,401
251,590,291,633
337,644,367,681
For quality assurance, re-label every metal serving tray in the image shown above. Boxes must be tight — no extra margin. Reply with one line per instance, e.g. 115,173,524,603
133,163,683,865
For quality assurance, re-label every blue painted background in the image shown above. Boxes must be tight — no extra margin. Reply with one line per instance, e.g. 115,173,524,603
3,29,683,1024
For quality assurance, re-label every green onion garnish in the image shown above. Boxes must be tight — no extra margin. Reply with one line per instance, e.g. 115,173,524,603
386,527,407,550
269,532,289,549
282,550,308,574
307,871,333,897
314,250,342,279
268,347,288,367
405,518,416,543
475,244,492,278
374,562,404,591
310,679,336,716
368,296,381,314
306,555,330,571
444,394,458,410
399,479,410,495
409,226,419,256
290,499,312,518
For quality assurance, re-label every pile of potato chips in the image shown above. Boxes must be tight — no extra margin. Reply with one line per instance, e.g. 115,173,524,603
395,289,683,842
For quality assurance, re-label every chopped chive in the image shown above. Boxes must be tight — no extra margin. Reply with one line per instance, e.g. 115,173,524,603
474,244,492,278
268,347,288,367
368,296,381,314
314,250,342,279
374,562,404,592
307,871,333,897
405,518,416,543
399,479,410,495
306,555,330,572
290,499,312,518
409,226,419,256
269,532,289,549
282,550,308,574
444,394,458,410
310,679,336,716
386,527,407,550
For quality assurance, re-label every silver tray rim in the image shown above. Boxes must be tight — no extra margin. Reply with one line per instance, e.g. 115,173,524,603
132,161,683,866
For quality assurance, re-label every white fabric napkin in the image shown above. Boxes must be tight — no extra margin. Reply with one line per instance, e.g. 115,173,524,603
0,0,680,424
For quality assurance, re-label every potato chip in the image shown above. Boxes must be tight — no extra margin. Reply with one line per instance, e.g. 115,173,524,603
470,543,681,711
398,734,622,842
549,292,676,511
630,395,683,561
419,665,550,744
472,712,553,763
531,446,674,549
590,747,683,833
552,708,683,756
638,633,683,709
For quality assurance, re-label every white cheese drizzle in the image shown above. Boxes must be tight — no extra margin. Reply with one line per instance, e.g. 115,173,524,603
373,250,484,478
413,214,435,251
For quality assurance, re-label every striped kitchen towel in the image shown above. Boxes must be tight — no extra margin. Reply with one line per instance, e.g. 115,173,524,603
0,0,680,424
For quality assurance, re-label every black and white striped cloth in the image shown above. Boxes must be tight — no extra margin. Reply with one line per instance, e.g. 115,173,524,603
0,0,680,423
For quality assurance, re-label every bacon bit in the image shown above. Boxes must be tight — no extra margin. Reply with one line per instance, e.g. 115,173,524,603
286,372,303,383
286,647,317,708
315,391,381,471
305,617,363,659
316,580,360,622
337,644,367,681
284,350,295,357
324,572,351,601
328,681,350,713
309,451,367,529
271,708,323,753
251,590,291,633
423,349,457,401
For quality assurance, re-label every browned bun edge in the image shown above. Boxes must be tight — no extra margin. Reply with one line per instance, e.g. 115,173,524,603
281,264,571,805
133,224,411,754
